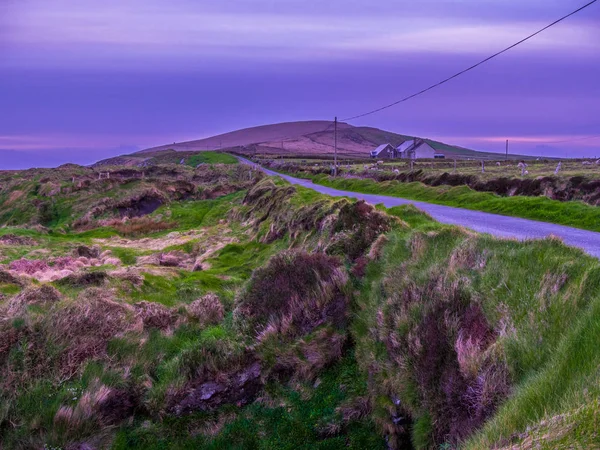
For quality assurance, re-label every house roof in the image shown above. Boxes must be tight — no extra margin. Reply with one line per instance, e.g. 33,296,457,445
396,140,415,153
371,143,393,156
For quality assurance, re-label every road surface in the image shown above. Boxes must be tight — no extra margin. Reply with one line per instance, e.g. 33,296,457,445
238,157,600,258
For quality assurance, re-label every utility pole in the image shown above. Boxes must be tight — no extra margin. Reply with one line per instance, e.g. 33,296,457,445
505,139,509,161
334,117,338,177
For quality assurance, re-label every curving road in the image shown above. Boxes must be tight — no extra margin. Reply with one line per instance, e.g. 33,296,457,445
237,157,600,258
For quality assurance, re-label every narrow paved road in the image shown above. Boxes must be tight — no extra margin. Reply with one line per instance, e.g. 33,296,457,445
238,157,600,258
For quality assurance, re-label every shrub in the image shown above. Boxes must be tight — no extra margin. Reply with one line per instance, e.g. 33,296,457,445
5,285,62,317
74,245,101,258
57,271,108,288
329,201,394,260
380,275,511,447
235,251,348,337
134,301,175,330
49,288,137,379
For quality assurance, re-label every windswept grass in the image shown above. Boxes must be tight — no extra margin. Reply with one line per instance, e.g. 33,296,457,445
353,202,600,448
4,168,600,449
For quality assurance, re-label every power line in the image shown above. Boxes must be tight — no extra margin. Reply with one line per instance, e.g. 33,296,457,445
541,134,600,144
341,0,599,122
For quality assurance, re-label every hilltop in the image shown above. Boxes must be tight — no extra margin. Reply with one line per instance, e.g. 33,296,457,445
96,121,531,167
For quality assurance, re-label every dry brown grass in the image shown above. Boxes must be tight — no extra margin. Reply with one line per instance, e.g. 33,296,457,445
337,396,372,423
187,293,224,326
112,217,177,236
272,327,347,380
54,379,136,439
4,190,24,206
134,301,176,331
367,234,389,261
0,234,37,246
50,288,140,379
107,268,144,287
95,230,206,251
448,238,487,272
4,285,62,317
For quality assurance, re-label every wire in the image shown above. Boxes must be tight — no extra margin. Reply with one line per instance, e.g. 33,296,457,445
541,134,600,144
341,0,599,122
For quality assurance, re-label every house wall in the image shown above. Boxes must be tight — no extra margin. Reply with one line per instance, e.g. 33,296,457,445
413,143,437,159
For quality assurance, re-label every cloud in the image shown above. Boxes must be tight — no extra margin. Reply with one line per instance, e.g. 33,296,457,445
0,133,146,151
3,0,599,68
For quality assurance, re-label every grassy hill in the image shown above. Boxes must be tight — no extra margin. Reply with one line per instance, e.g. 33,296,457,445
115,121,533,163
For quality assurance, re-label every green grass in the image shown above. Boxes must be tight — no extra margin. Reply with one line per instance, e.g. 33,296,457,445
298,174,600,232
187,152,238,166
4,169,600,449
166,192,245,230
352,202,600,448
113,352,384,450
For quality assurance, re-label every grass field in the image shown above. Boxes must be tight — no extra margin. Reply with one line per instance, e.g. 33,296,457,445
3,162,600,449
354,159,600,181
270,158,600,181
186,152,238,166
283,173,600,232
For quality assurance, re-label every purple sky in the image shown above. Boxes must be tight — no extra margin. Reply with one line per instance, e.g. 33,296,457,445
1,0,600,168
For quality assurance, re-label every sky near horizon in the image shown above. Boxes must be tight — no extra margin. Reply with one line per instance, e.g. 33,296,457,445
1,0,600,168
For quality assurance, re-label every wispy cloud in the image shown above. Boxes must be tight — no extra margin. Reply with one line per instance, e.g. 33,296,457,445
3,0,599,68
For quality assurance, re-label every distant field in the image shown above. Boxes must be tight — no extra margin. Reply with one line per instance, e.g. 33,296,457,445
94,150,238,168
186,152,238,166
269,158,593,180
357,159,599,180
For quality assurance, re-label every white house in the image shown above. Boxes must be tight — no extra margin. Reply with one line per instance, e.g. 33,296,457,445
370,143,396,159
396,139,437,159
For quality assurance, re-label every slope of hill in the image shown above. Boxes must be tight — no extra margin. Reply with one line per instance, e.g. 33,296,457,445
129,121,532,162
